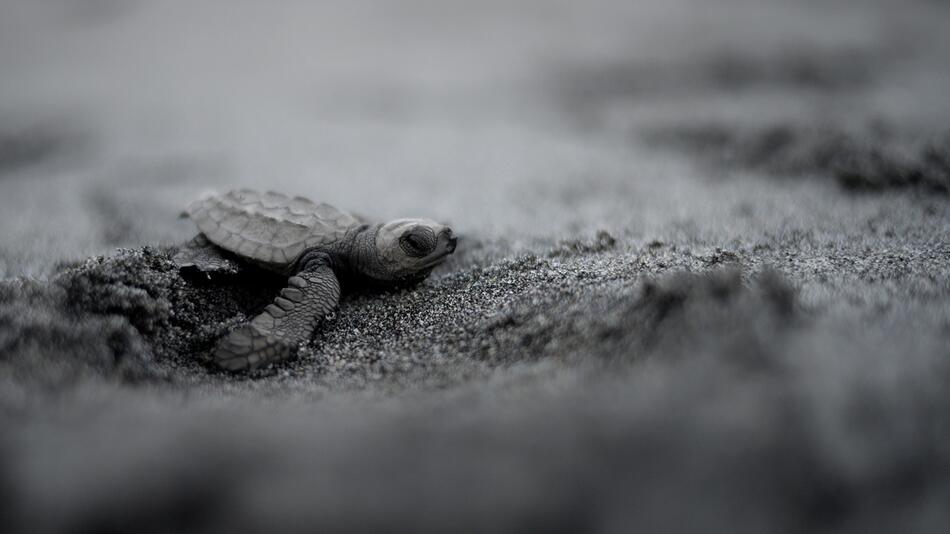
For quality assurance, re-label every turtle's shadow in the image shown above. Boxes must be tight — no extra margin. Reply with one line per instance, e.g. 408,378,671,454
178,263,285,319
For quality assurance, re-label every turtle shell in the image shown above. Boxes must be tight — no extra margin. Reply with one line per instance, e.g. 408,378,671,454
186,189,364,267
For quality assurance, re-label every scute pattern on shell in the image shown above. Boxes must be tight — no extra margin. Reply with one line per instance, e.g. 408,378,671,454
187,189,362,266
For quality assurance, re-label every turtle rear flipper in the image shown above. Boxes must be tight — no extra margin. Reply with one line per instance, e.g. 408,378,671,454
213,257,341,371
173,234,243,274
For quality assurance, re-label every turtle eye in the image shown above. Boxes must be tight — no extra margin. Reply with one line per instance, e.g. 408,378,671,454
400,229,434,257
407,234,425,250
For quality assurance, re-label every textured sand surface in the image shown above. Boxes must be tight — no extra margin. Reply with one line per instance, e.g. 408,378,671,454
1,1,949,532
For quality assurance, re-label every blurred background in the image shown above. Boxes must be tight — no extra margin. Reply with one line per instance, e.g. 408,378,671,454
2,0,948,277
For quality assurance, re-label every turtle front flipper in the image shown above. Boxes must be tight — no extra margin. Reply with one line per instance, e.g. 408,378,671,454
213,258,341,371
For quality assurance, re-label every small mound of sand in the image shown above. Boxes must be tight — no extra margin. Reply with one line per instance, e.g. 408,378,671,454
645,123,950,194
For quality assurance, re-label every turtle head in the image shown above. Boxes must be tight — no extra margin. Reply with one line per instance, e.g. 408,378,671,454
370,218,457,282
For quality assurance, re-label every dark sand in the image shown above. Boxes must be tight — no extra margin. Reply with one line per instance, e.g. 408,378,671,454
1,1,950,532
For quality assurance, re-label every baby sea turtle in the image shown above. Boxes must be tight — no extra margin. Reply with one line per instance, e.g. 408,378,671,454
175,189,457,371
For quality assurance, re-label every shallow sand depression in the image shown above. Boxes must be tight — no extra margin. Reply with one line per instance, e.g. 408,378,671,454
2,1,950,532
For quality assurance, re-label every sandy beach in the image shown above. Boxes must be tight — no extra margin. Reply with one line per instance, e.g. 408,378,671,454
1,1,949,532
